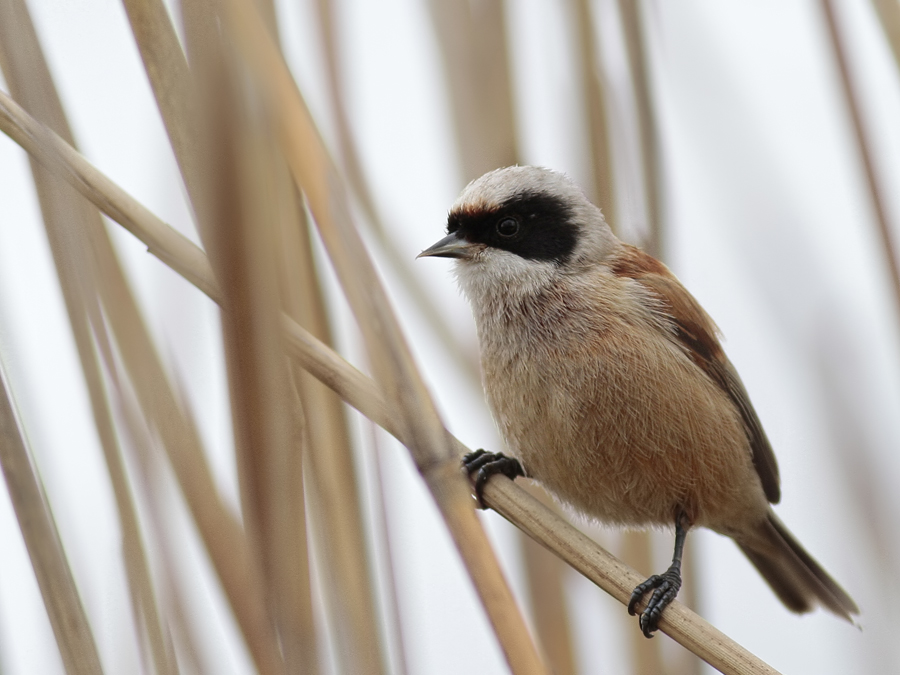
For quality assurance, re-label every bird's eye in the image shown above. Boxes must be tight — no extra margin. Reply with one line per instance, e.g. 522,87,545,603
496,217,519,237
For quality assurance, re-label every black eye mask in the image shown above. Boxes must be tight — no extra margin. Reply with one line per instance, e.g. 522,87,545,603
447,191,578,265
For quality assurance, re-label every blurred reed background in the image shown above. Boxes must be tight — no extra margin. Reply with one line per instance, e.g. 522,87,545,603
0,0,898,674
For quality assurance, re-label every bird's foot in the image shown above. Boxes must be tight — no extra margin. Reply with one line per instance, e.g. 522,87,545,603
627,566,682,638
462,450,524,509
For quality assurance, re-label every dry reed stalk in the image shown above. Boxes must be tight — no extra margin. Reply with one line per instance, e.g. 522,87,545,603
86,299,178,675
426,0,518,180
520,485,578,675
620,531,664,675
368,427,411,675
114,382,214,675
0,89,218,301
871,0,900,74
118,0,205,222
821,0,900,331
0,5,161,673
159,575,209,675
43,0,389,666
0,69,781,675
219,2,547,672
180,13,313,672
573,0,618,233
815,351,898,671
611,4,669,671
21,88,180,675
276,184,385,674
313,0,481,386
84,168,282,675
71,116,280,675
82,295,176,675
256,3,385,668
617,0,663,259
0,363,104,675
521,530,579,675
266,169,325,675
0,19,279,670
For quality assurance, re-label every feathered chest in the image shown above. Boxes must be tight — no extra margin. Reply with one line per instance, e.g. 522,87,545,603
471,272,662,386
472,282,631,448
470,275,723,447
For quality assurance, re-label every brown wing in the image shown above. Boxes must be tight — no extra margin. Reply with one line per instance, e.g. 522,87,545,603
611,245,781,503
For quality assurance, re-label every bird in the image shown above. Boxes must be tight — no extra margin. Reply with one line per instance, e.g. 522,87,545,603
417,165,858,637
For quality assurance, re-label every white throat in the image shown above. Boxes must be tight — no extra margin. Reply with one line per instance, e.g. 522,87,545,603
454,250,558,320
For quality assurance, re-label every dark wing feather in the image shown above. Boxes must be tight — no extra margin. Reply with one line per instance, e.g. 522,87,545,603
611,245,781,503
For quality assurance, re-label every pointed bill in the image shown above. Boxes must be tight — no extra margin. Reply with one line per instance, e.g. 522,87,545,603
416,233,477,260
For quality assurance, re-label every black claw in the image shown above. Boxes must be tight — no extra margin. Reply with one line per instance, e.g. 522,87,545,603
461,450,524,508
628,575,662,616
628,514,689,637
462,449,492,475
630,568,682,638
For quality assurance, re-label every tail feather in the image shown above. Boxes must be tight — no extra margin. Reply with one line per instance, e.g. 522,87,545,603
737,511,858,621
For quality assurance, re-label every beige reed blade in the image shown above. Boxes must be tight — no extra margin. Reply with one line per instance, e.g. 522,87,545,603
0,362,104,675
265,159,324,675
276,177,384,673
114,379,215,675
218,2,550,673
426,0,518,181
88,245,281,675
520,488,578,675
257,3,383,667
313,0,481,386
180,0,383,668
188,32,322,672
573,0,618,233
0,88,218,301
0,10,279,671
0,4,156,673
617,0,664,260
119,0,205,223
86,297,179,675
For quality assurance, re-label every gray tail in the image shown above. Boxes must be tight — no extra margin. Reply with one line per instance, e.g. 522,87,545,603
737,511,858,620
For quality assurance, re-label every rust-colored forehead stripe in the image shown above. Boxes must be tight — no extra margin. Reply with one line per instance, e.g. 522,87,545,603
447,203,496,234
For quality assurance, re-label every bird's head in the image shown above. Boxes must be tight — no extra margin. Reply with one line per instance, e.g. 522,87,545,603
418,166,619,300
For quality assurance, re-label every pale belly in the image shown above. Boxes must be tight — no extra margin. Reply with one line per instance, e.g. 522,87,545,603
482,325,768,531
